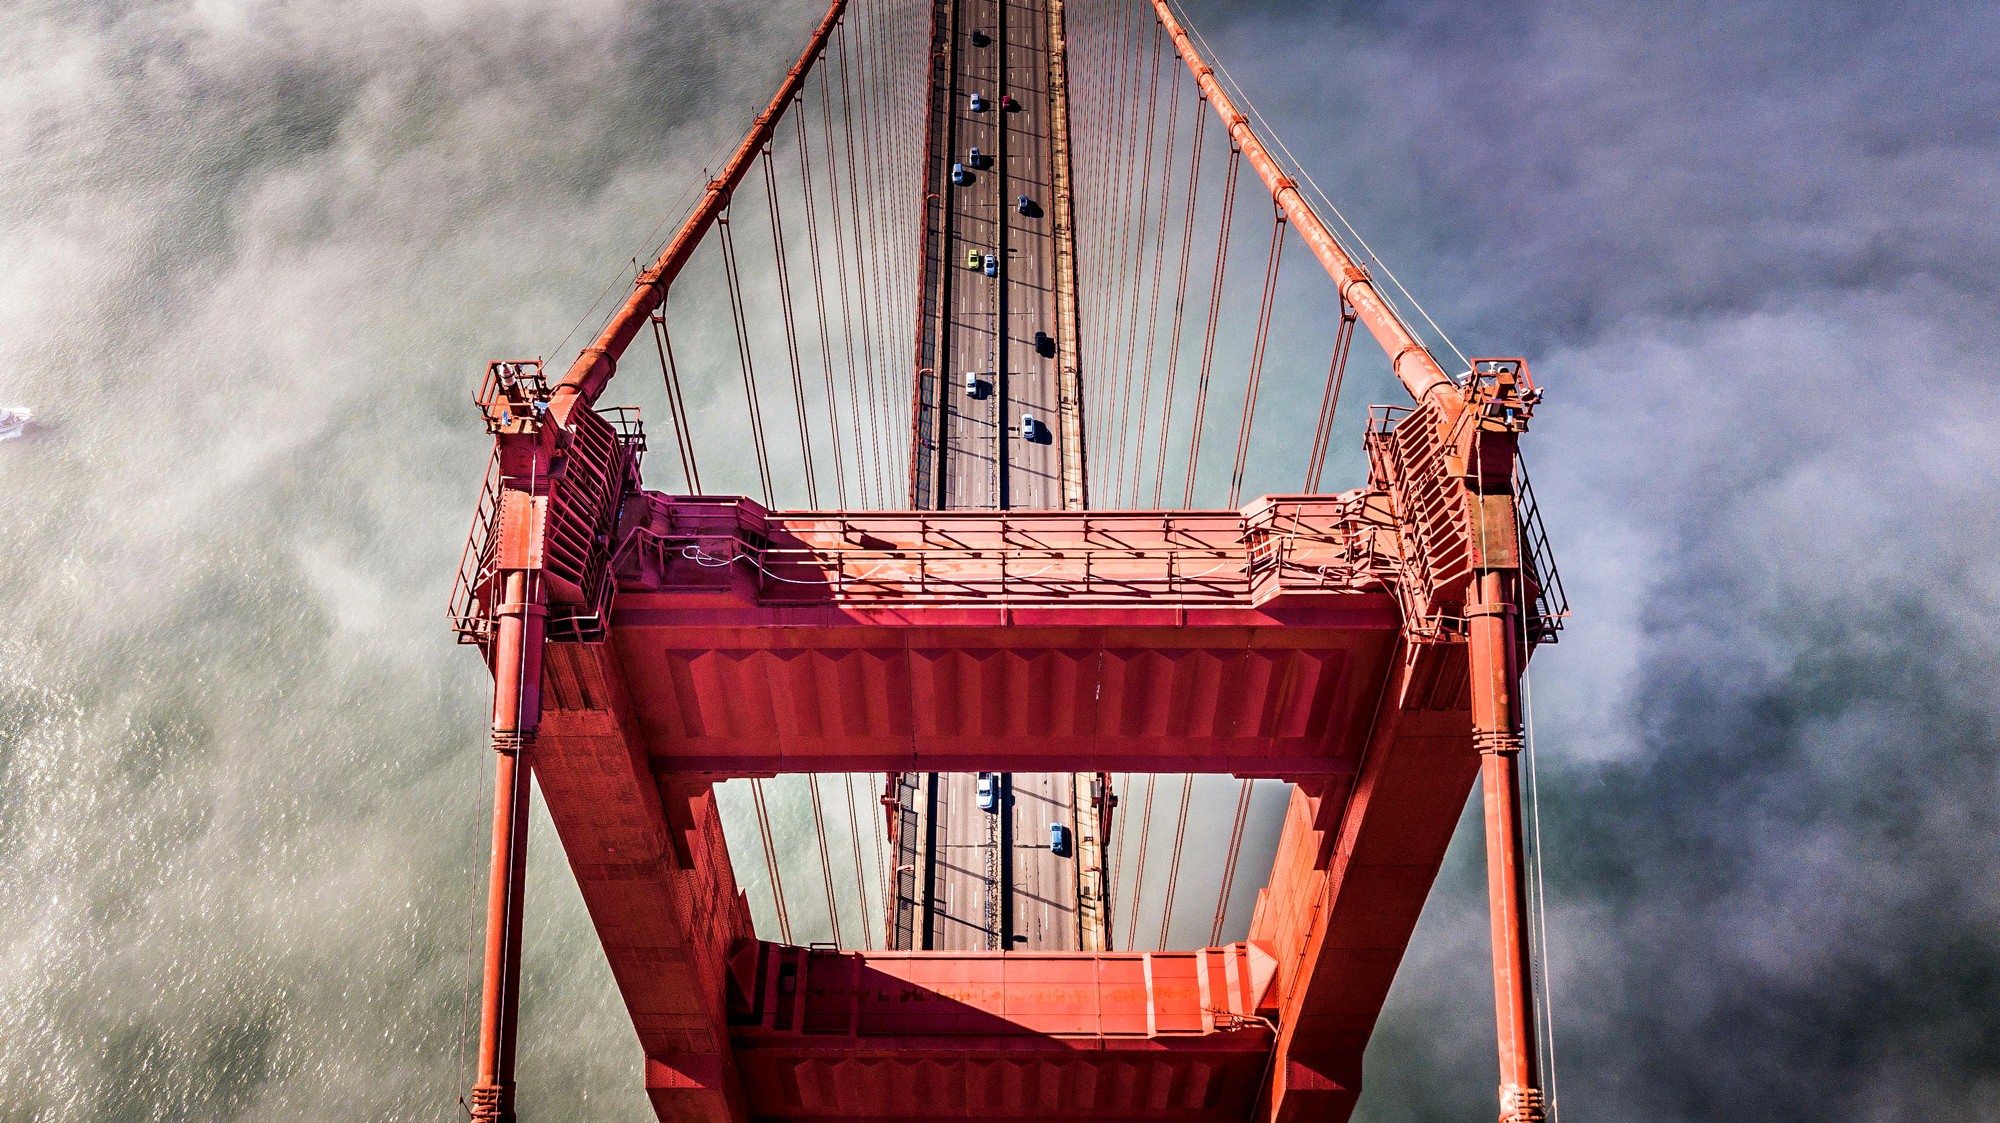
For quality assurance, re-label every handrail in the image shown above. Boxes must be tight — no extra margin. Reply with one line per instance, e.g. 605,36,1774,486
551,0,851,420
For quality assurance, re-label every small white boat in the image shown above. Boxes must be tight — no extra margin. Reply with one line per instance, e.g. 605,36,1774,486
0,406,30,441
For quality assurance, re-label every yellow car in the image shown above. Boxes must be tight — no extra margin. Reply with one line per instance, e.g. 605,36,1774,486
965,248,982,269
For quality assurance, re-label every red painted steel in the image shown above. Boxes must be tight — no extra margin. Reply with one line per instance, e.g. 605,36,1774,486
725,941,1280,1120
1147,0,1460,414
601,493,1400,778
550,0,851,421
451,3,1567,1120
468,457,551,1121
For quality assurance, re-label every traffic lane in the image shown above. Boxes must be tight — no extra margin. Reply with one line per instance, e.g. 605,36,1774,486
935,770,994,950
943,239,1000,511
1000,6,1062,508
1020,772,1080,949
945,2,1003,509
1007,771,1080,949
945,242,1000,507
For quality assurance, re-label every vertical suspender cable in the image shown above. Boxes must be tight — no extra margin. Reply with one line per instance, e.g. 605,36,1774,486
843,772,876,947
851,15,901,492
1209,778,1254,945
1515,508,1564,1118
850,5,894,475
1099,0,1142,460
749,778,794,944
1226,204,1285,507
649,312,702,493
1303,301,1356,492
1127,60,1183,506
1180,144,1239,507
1109,772,1131,944
1112,0,1160,465
795,105,851,508
1153,773,1194,949
807,774,844,946
1121,773,1158,951
836,27,892,505
817,67,875,506
1151,95,1206,505
762,149,820,507
1110,20,1166,503
719,211,776,504
867,770,889,941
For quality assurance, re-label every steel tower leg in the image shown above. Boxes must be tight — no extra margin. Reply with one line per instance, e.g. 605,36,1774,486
1468,567,1546,1123
470,569,546,1123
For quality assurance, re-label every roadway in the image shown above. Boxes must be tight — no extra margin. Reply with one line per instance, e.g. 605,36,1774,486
937,0,1067,508
894,0,1086,953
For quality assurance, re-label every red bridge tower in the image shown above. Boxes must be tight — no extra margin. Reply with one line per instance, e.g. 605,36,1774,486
449,1,1567,1120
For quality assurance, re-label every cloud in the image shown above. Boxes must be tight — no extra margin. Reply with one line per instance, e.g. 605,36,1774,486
0,1,851,1119
1175,0,2000,1118
3,0,1995,1120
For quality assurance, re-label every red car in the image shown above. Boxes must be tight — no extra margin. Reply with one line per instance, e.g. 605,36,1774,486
999,94,1019,112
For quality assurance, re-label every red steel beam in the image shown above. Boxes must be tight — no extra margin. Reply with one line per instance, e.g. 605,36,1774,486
1247,642,1480,1123
536,642,759,1122
726,941,1281,1120
469,500,550,1120
1471,568,1544,1122
552,0,850,419
1147,0,1459,412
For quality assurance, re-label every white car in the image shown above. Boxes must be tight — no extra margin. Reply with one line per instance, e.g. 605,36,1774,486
0,406,30,441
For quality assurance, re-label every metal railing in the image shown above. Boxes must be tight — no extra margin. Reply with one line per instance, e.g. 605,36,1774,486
448,392,647,646
621,500,1383,607
448,446,503,645
1514,456,1568,644
1365,403,1566,644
